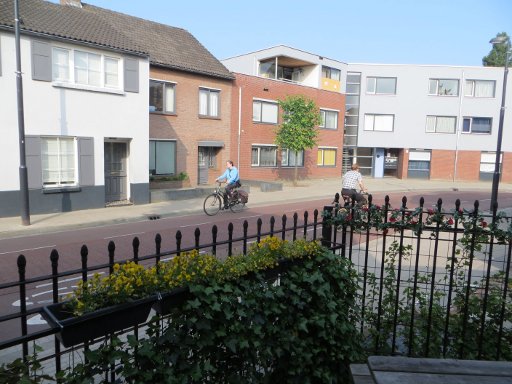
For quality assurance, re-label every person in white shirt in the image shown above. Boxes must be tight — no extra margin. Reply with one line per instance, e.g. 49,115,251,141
341,163,367,205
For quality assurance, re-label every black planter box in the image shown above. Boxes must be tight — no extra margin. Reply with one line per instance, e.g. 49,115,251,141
152,286,192,315
42,297,155,348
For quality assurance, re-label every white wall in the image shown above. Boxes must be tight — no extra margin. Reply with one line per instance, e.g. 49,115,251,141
0,33,149,191
349,63,511,153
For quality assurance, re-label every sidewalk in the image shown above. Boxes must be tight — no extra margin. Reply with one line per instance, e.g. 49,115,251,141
1,178,510,239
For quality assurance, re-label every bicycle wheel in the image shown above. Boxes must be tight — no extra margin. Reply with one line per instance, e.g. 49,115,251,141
203,194,222,216
229,198,246,213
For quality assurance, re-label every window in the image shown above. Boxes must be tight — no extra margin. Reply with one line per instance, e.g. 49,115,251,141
281,149,304,167
253,99,278,124
51,47,120,89
462,117,492,134
425,116,456,133
321,66,341,81
149,140,176,175
429,78,459,96
251,145,277,166
408,150,431,179
317,147,336,166
364,114,394,132
320,109,338,129
149,80,176,113
41,137,77,187
465,80,495,98
366,77,397,94
259,58,276,78
480,152,501,180
199,88,220,117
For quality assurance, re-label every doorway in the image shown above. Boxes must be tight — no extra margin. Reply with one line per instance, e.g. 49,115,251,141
104,142,128,203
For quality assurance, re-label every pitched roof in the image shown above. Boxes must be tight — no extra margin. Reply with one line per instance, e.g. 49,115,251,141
0,0,234,80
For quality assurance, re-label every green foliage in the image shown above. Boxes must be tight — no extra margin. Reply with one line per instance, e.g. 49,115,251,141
483,32,510,67
0,345,53,383
150,171,188,182
53,238,363,383
275,95,320,185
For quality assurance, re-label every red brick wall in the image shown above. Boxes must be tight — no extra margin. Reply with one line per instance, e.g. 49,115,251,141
430,150,456,180
230,73,345,182
149,67,233,187
454,151,481,181
502,152,512,183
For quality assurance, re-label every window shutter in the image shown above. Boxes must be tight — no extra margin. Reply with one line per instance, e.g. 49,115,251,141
78,137,95,186
25,136,42,189
124,57,139,93
31,40,52,81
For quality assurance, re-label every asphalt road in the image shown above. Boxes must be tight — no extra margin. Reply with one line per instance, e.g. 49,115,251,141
0,190,511,343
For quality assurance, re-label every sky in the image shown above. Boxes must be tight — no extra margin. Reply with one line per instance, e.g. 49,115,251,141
49,0,511,66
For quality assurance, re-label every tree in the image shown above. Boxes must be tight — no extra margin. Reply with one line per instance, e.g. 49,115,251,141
482,32,510,67
275,95,320,186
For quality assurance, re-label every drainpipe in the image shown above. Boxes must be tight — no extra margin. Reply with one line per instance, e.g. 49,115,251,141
237,86,242,168
454,70,464,182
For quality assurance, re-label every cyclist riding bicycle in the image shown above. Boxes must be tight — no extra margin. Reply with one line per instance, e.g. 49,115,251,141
216,160,241,209
341,163,368,206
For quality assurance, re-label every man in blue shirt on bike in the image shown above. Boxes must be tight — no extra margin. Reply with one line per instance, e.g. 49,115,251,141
216,160,240,209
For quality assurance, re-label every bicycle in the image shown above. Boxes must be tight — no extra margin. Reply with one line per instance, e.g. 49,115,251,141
203,182,246,216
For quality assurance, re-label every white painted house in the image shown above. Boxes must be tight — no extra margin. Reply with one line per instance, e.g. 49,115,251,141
0,0,149,217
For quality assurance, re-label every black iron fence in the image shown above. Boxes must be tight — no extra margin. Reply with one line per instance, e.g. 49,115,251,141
0,193,511,379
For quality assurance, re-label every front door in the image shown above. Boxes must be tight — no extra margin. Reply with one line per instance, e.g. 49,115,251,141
104,142,128,203
198,147,209,185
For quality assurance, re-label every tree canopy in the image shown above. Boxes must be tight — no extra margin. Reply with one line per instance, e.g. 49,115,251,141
482,32,510,67
275,95,320,185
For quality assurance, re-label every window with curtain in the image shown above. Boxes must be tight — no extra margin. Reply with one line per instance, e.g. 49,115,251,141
281,149,304,167
104,57,120,88
253,100,278,124
462,117,492,134
366,77,397,94
149,80,176,113
428,78,459,96
52,47,120,89
199,88,220,117
425,116,456,133
321,66,341,81
74,50,101,86
317,148,336,166
41,137,77,187
320,109,338,129
465,80,495,98
149,140,176,175
251,145,277,166
364,114,394,131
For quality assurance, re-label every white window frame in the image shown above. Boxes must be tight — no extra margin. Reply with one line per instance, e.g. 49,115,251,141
51,46,122,91
480,152,502,173
253,99,279,124
281,149,304,167
364,114,394,132
465,80,496,98
428,78,459,96
41,136,78,188
321,66,341,81
366,77,397,95
320,109,338,129
199,87,220,117
425,116,456,134
251,144,277,167
317,147,337,166
462,117,492,134
149,79,176,114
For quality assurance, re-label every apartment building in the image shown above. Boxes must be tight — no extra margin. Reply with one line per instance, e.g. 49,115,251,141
223,46,346,181
0,0,149,217
224,45,512,183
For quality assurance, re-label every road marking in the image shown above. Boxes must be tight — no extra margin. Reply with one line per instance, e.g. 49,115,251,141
28,314,47,326
239,215,263,220
104,232,145,239
180,222,212,228
0,244,56,255
35,273,103,288
12,298,33,307
32,287,69,297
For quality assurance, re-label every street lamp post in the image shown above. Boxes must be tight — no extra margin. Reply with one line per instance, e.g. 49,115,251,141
489,36,510,212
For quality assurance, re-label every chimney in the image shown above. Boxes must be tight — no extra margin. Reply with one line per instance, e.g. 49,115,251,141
60,0,82,8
